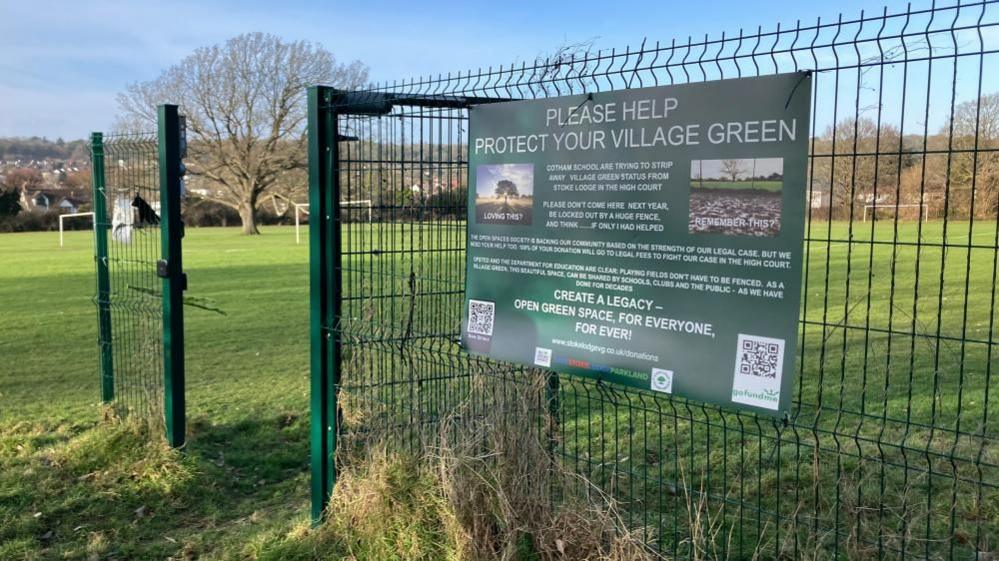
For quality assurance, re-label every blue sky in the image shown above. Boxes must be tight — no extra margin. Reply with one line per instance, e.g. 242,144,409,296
0,0,987,139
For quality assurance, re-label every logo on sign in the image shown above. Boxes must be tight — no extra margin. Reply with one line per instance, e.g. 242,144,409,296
730,333,784,410
650,368,673,393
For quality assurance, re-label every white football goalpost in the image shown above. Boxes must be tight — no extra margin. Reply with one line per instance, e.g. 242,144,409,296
294,200,372,244
59,211,95,247
862,203,929,223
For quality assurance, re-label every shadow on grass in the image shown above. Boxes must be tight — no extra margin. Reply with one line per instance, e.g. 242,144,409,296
0,412,317,560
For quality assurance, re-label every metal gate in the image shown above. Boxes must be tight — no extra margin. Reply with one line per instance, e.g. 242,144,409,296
90,105,187,447
309,3,998,558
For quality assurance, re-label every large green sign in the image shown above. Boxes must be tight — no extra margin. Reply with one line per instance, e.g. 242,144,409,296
462,73,811,416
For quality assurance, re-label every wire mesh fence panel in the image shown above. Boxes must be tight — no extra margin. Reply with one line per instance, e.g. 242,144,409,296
334,109,478,453
92,132,165,422
316,2,999,558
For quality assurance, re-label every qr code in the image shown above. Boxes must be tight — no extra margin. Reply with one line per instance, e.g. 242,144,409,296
467,299,495,336
534,347,552,367
736,335,784,379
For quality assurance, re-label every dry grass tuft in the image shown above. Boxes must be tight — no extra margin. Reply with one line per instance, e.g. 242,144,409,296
429,372,657,561
324,444,456,560
316,371,657,560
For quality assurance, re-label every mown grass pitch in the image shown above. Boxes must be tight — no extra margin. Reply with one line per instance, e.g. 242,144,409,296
1,227,310,424
1,227,315,559
6,221,994,425
690,180,783,192
1,221,996,558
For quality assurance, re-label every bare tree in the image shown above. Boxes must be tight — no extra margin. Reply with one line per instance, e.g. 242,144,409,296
117,33,368,234
3,168,44,193
721,159,745,182
62,169,91,191
946,92,999,218
494,179,518,202
812,118,905,219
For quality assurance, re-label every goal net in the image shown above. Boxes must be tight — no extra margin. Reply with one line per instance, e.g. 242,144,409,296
862,203,929,223
340,199,373,223
58,211,95,247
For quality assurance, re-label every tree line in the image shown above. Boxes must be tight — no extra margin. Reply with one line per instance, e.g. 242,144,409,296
0,137,89,161
4,34,997,232
811,93,999,221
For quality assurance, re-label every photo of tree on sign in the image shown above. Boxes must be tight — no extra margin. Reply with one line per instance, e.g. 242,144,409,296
689,157,783,236
474,163,534,225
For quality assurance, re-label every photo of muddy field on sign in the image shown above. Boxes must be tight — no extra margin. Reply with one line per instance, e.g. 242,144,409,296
475,163,534,226
689,158,783,237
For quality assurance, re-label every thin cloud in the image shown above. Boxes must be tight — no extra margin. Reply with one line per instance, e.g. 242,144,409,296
477,164,535,197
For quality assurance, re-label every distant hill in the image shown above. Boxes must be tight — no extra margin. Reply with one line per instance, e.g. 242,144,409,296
0,137,89,162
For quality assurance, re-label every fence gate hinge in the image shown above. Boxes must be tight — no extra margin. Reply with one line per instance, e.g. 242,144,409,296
157,260,188,291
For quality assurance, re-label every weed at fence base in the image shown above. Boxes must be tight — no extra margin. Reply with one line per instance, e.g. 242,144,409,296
329,371,657,561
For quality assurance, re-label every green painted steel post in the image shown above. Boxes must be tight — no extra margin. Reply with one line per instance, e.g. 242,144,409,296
91,132,114,403
158,105,186,448
546,371,560,449
309,86,341,524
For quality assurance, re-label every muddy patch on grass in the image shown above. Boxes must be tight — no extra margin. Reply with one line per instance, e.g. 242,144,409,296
689,190,782,236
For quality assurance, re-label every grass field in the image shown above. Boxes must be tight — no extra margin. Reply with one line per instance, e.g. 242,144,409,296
0,227,311,423
689,180,783,192
1,221,997,559
1,227,317,560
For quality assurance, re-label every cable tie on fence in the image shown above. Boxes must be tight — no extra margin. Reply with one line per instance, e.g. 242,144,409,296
784,69,813,110
561,93,594,128
398,270,417,355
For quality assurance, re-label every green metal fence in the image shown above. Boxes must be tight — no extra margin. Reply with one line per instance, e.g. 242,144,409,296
90,105,187,447
309,3,998,558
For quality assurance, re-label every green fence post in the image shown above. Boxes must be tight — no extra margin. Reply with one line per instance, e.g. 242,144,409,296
546,371,560,451
158,104,186,448
91,132,114,403
309,86,341,524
